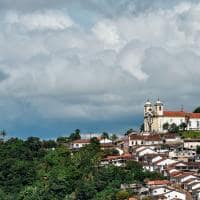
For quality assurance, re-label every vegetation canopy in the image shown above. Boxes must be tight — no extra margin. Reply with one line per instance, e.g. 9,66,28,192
0,135,163,200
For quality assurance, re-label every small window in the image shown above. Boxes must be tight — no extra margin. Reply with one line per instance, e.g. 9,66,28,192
159,106,161,111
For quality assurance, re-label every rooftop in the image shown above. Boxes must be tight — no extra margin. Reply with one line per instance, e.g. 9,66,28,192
163,111,200,118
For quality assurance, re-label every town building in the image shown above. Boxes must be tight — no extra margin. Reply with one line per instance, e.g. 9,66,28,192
144,99,200,132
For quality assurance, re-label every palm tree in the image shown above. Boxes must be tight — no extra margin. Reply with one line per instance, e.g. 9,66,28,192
110,134,118,142
101,132,109,140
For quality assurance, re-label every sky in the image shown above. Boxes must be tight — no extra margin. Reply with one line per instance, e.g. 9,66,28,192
0,0,200,139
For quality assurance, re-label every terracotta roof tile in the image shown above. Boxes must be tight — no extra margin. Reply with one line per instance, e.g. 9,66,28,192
148,180,170,185
102,153,132,161
164,111,200,118
72,139,91,144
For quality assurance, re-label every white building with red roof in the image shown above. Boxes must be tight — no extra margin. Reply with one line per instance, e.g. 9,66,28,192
144,99,200,132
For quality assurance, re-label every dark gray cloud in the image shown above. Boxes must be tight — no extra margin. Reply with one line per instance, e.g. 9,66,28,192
0,0,200,137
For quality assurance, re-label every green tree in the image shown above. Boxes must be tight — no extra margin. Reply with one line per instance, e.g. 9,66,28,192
140,123,144,132
94,186,117,200
75,181,97,200
169,123,179,133
102,148,119,157
56,137,69,144
101,132,109,140
179,122,187,131
18,185,44,200
193,107,200,113
110,134,118,142
116,190,129,200
69,129,81,141
162,122,169,131
42,140,57,149
125,129,134,136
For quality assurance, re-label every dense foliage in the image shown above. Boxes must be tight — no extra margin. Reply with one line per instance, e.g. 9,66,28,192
193,107,200,113
0,136,163,200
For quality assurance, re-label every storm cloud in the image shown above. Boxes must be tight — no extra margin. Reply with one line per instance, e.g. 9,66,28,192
0,0,200,137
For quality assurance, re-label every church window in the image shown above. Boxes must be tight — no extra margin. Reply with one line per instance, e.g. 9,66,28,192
159,106,161,111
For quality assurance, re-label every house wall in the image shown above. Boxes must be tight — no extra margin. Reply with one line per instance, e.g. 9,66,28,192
138,148,156,157
72,143,89,149
191,183,200,190
184,141,200,150
151,187,169,196
165,190,186,200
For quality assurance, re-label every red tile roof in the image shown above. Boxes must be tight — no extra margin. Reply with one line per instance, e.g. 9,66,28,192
170,171,183,177
164,111,200,118
72,139,91,144
129,134,161,141
102,153,132,161
147,180,170,186
174,172,195,178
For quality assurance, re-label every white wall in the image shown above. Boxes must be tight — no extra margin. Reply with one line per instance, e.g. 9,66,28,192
151,187,169,196
184,141,200,150
165,190,186,200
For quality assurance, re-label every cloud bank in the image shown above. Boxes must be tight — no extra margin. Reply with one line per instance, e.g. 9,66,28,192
0,0,200,137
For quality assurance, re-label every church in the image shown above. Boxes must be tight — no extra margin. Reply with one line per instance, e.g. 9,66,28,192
144,99,200,132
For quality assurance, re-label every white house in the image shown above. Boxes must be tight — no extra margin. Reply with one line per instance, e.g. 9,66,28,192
164,190,186,200
129,134,162,146
70,139,90,149
154,158,177,172
169,149,196,162
136,147,157,157
151,186,186,200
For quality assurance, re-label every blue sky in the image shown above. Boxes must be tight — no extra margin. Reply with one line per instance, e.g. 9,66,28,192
0,0,200,139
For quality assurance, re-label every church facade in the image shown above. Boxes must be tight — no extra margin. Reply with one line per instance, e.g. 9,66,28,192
144,99,200,132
